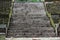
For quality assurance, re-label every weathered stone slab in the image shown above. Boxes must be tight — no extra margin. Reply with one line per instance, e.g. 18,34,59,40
7,2,55,37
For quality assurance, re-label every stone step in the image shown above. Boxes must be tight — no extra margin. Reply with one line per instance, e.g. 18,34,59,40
7,2,55,37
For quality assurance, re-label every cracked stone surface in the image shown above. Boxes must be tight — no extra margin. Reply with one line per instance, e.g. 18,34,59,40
7,2,55,37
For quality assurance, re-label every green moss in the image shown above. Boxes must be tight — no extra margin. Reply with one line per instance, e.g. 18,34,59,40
0,35,5,40
16,0,42,2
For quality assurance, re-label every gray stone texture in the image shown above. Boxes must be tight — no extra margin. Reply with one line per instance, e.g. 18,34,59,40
7,2,55,37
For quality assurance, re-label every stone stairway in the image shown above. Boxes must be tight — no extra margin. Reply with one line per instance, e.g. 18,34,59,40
7,2,55,37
